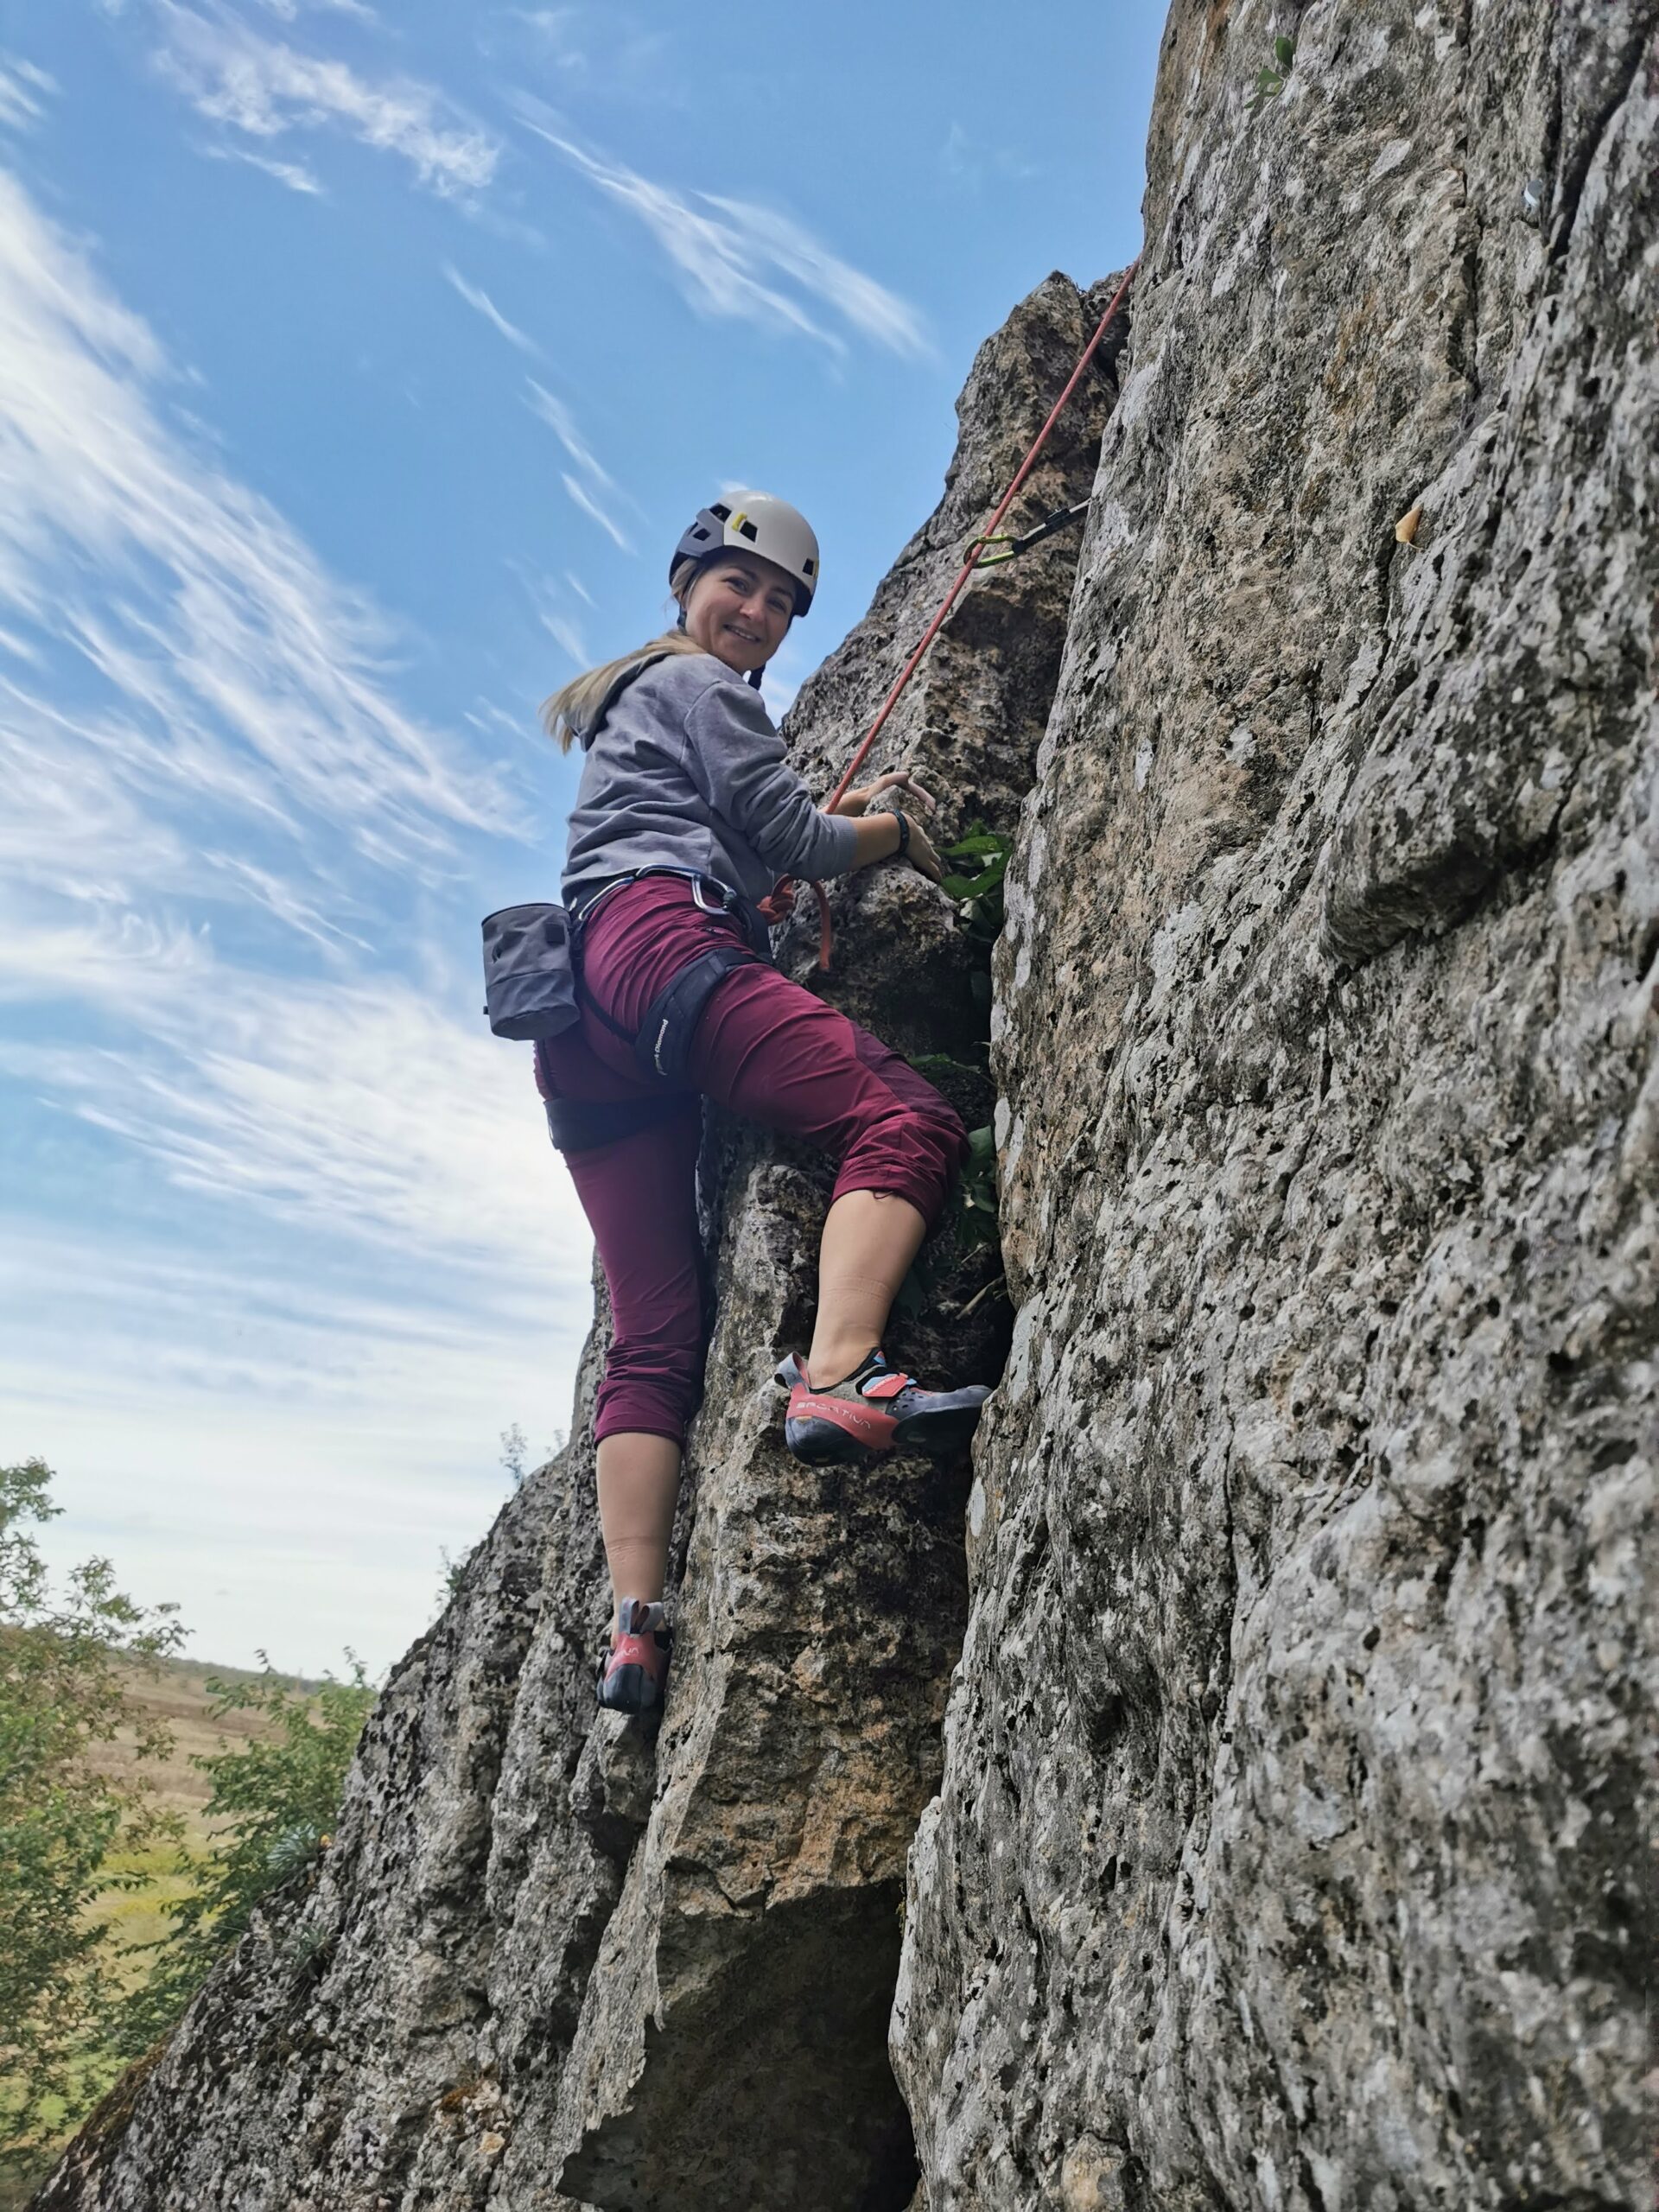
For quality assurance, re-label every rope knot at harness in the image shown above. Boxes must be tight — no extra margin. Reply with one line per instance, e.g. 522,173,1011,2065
775,259,1138,970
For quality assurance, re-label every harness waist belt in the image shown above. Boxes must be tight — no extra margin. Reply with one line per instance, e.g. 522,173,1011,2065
569,866,773,960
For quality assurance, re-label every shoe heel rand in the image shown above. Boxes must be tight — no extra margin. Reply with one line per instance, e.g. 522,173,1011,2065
787,1389,900,1442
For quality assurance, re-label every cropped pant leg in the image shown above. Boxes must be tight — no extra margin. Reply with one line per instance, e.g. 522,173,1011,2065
559,1102,704,1446
537,876,968,1446
687,963,968,1221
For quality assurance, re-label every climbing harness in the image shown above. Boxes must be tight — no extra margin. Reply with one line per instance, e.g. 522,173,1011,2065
775,257,1140,969
485,868,772,1149
572,869,772,1085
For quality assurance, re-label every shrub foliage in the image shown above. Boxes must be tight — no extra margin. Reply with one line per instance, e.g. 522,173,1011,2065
0,1458,184,2171
116,1659,374,2055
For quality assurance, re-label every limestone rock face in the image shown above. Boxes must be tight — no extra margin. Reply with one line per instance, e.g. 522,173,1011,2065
891,3,1657,2209
35,272,1122,2212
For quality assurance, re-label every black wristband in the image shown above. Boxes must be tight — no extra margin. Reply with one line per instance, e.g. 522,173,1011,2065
890,809,910,859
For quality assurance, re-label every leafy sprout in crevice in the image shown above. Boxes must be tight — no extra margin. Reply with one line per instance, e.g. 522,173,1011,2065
1244,33,1296,116
893,824,1017,1319
940,821,1015,1018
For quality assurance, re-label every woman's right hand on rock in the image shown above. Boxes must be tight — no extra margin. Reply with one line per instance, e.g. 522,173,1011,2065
899,813,944,884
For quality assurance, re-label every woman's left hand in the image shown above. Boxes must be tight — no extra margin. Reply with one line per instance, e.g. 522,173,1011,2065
832,766,938,818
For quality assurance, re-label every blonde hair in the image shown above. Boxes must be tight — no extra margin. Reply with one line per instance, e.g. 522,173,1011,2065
540,558,707,753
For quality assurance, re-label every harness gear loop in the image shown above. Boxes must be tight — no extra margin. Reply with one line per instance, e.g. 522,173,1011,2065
770,258,1139,970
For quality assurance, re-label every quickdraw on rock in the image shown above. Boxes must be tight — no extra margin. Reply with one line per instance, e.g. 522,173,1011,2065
773,257,1140,969
968,496,1091,568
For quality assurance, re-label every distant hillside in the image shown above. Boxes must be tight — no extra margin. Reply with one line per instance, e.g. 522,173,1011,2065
81,1651,330,1829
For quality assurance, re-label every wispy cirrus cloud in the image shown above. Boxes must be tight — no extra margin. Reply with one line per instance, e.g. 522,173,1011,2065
153,2,499,199
0,52,54,130
0,162,591,1677
35,975,584,1272
203,138,325,192
0,166,505,877
524,380,636,550
514,101,929,359
542,613,587,663
698,194,931,358
938,119,1040,191
524,378,611,483
562,473,632,553
249,0,380,22
445,262,539,353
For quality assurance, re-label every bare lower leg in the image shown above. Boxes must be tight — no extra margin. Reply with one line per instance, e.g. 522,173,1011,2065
595,1432,681,1629
807,1188,928,1384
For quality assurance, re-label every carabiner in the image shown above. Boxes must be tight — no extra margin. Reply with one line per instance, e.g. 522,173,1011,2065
968,532,1017,569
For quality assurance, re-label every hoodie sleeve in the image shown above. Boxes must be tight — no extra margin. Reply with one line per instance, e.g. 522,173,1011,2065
680,669,859,880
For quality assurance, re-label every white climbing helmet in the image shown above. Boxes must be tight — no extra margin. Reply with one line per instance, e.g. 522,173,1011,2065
671,491,820,616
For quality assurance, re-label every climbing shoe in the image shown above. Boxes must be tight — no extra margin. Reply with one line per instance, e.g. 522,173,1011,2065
596,1599,672,1715
776,1349,991,1465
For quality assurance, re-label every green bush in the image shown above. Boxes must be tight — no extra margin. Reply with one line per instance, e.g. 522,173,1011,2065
115,1660,374,2055
0,1459,184,2177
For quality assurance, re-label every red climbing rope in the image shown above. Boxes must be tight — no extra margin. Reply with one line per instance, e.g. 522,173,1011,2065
773,257,1140,970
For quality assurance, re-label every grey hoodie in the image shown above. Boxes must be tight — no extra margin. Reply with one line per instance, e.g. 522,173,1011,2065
561,652,857,914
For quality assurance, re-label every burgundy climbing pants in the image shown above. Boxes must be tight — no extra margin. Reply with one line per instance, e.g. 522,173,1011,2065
534,875,967,1446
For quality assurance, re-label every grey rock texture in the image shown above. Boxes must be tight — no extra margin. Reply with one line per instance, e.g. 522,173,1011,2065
35,0,1657,2200
34,272,1122,2212
891,3,1658,2209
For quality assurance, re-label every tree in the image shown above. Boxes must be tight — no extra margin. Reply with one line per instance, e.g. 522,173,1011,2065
116,1658,375,2055
0,1458,184,2168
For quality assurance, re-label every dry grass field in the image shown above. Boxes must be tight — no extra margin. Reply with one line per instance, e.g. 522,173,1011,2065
83,1650,325,1829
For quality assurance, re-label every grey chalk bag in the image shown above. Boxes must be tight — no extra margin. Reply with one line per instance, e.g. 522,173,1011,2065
480,902,582,1040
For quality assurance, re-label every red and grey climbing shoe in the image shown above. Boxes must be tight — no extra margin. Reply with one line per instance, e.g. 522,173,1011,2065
775,1349,991,1465
596,1599,672,1715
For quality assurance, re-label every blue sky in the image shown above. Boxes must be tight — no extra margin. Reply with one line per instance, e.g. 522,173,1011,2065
0,0,1162,1675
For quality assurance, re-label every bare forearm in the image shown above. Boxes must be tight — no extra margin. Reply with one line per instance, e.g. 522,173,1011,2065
842,810,904,869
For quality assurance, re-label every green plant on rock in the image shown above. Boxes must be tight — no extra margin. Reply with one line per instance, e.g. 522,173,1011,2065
938,825,1014,945
894,825,1017,1319
958,1124,1001,1255
1244,33,1296,115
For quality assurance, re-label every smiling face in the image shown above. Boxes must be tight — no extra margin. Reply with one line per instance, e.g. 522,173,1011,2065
682,553,796,676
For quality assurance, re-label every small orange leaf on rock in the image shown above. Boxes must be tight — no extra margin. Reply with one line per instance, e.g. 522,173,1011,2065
1395,503,1423,545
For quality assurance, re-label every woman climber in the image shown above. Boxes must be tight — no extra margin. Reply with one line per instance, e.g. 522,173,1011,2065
534,491,992,1714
